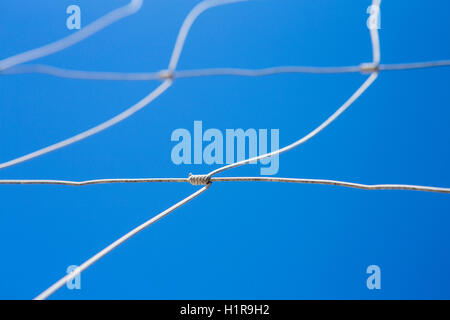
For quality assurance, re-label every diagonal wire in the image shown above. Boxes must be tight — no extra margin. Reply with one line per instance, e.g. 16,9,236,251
1,176,449,193
34,184,211,300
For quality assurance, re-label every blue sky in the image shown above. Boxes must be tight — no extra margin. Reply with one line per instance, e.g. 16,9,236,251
0,0,449,299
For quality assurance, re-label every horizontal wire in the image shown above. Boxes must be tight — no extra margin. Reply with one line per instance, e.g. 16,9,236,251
379,60,450,71
0,64,163,80
0,64,363,80
211,177,450,194
3,60,450,81
34,184,211,300
0,178,188,186
1,176,449,194
179,65,360,76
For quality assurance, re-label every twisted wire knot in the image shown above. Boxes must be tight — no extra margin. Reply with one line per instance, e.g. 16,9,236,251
158,69,174,80
188,173,211,185
360,62,379,74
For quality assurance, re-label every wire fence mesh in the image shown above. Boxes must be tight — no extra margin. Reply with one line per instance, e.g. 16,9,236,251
0,0,449,299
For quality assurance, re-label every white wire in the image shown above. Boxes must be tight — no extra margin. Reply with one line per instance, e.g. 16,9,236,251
34,184,211,300
211,177,450,194
3,59,450,81
369,0,381,66
1,176,449,194
0,0,143,72
1,64,163,80
1,64,363,80
0,178,188,185
380,60,450,71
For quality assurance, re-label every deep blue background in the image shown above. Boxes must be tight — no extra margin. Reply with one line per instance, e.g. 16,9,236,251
0,0,449,299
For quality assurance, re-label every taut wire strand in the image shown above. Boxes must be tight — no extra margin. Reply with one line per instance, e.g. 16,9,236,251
379,60,450,71
210,177,450,194
167,0,249,72
3,60,450,81
1,176,449,194
0,64,363,80
0,178,188,186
